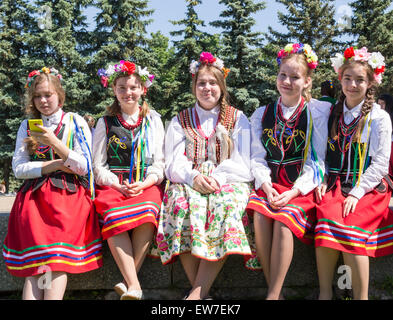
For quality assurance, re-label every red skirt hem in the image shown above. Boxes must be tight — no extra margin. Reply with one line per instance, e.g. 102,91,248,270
94,184,163,240
315,179,393,257
246,184,316,245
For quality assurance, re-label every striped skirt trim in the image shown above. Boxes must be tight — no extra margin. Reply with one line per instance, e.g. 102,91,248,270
100,201,160,239
315,218,393,257
3,239,103,276
246,187,316,244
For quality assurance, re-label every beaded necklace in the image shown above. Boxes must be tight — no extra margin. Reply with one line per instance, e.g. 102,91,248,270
273,97,305,155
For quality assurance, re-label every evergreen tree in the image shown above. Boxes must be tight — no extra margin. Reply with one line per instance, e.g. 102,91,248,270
349,0,393,93
266,0,344,99
89,0,154,114
23,0,94,114
0,0,33,191
167,0,220,117
145,31,178,122
210,0,267,115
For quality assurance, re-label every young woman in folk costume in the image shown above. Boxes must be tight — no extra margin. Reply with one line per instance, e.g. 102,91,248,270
93,60,165,300
315,47,393,300
246,43,330,300
156,52,260,300
3,67,102,300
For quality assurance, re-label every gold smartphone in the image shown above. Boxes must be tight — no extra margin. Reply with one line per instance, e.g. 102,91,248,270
28,119,44,132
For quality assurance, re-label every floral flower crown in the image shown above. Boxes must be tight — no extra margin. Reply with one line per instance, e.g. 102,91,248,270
330,47,386,84
97,60,155,89
189,52,230,78
277,43,318,70
25,67,62,88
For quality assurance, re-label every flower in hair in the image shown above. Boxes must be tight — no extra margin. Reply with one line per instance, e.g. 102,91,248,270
189,52,230,78
97,60,155,89
25,67,62,88
276,43,318,70
330,47,386,84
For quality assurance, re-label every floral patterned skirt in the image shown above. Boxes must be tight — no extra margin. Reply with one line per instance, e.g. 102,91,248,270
154,182,261,270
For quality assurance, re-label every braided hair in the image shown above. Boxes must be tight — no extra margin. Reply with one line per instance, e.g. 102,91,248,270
330,59,377,141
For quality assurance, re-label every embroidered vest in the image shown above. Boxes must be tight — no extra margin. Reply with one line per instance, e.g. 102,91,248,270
20,116,88,193
104,115,149,184
177,106,238,173
261,100,309,185
326,105,371,194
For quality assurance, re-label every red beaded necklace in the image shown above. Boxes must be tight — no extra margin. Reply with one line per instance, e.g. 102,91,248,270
116,108,143,131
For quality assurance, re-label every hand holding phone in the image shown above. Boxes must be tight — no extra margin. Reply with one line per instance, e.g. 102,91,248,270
28,119,44,132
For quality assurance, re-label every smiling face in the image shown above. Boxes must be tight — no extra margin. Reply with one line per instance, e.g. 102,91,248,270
193,68,223,111
340,62,372,109
112,75,144,111
33,80,62,116
277,55,312,106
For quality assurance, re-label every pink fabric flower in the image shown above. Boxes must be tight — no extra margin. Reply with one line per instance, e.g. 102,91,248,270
354,47,371,62
200,52,216,64
221,185,234,193
308,61,318,69
180,202,189,210
233,238,241,245
176,197,186,203
156,233,164,242
292,43,300,52
277,49,286,58
100,76,108,88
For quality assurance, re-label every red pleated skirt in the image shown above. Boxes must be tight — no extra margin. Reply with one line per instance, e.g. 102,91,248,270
246,182,316,245
3,180,103,277
315,179,393,257
94,184,164,240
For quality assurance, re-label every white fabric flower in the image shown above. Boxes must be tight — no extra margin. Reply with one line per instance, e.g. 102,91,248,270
214,58,224,70
106,65,115,76
189,60,199,75
330,53,345,73
368,52,385,69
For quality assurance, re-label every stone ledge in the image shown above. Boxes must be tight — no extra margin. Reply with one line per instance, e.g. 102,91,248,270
1,213,393,299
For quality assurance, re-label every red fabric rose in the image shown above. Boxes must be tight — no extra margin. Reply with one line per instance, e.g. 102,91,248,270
344,47,355,60
121,61,136,75
28,70,41,78
375,65,385,75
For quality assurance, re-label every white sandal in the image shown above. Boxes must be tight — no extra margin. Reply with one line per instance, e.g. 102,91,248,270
114,282,127,296
120,289,144,300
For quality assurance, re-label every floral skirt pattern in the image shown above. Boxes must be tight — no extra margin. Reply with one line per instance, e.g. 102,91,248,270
154,182,261,270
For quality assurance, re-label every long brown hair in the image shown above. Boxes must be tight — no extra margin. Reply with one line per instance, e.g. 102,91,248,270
279,53,314,102
24,73,65,154
330,59,377,141
106,74,150,118
192,64,234,158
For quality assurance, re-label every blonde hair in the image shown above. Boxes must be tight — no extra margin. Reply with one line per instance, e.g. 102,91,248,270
24,73,65,154
25,73,65,118
331,59,377,141
279,53,314,102
106,74,150,118
192,64,234,158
